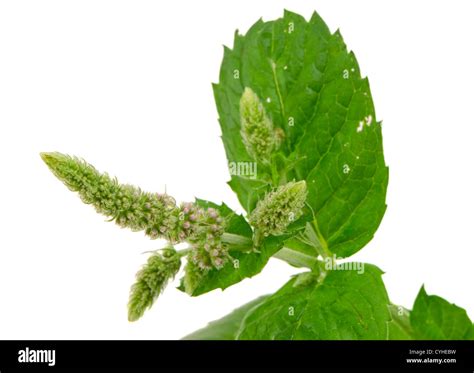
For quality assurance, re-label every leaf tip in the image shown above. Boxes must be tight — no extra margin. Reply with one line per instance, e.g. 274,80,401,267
282,9,293,18
333,28,344,40
223,45,233,58
310,10,321,20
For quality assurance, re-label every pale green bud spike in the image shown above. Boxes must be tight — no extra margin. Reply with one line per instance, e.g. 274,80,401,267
40,152,180,241
240,87,278,163
128,247,181,321
249,180,307,237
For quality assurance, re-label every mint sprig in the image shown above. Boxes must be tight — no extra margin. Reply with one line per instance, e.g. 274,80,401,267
41,10,472,338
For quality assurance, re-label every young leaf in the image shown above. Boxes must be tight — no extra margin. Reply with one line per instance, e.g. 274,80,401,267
182,296,268,340
410,286,474,340
237,264,390,340
214,10,388,258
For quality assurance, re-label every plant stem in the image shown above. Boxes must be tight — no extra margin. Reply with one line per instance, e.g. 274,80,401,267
177,248,192,257
220,232,321,269
272,247,317,268
221,233,253,251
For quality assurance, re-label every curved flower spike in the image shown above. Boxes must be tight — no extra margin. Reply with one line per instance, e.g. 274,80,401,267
41,152,180,241
41,152,230,271
128,247,181,321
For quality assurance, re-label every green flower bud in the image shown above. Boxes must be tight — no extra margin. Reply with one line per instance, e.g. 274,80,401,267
240,87,278,163
249,180,307,237
128,247,181,321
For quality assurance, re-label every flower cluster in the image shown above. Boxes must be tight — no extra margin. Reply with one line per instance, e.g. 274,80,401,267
42,152,239,316
128,247,181,321
177,205,229,295
181,204,228,270
41,152,228,270
249,180,308,237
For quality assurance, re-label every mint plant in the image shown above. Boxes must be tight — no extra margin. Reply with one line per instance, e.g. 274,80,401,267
41,10,473,340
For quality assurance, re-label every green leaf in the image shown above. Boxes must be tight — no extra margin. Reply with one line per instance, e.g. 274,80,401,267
468,325,474,339
178,199,287,296
387,305,414,340
227,176,270,214
214,10,388,258
237,264,390,339
410,286,474,340
182,296,268,340
182,235,286,296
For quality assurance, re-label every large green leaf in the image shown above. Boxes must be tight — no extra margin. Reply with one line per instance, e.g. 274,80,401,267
182,296,268,340
410,286,474,340
214,10,388,258
237,264,390,339
178,199,286,296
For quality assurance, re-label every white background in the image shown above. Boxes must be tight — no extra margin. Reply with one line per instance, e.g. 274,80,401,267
1,0,473,339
